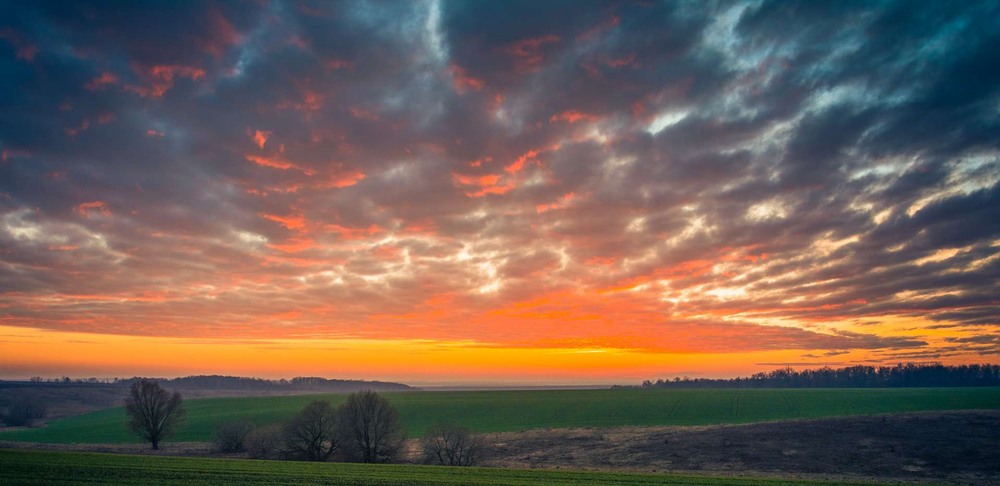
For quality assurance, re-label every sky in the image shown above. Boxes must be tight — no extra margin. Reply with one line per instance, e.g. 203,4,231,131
0,1,998,385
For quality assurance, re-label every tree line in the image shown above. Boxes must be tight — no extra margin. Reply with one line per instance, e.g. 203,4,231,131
4,375,412,392
631,363,1000,389
158,375,412,392
124,379,481,466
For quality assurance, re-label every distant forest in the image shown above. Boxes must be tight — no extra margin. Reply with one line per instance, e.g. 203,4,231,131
4,375,412,392
632,364,1000,389
152,375,413,392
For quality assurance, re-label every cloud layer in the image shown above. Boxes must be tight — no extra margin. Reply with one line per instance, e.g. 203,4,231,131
1,1,998,373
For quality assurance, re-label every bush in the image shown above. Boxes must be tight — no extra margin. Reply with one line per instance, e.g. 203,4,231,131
2,394,47,427
245,424,284,460
214,420,254,452
421,423,483,466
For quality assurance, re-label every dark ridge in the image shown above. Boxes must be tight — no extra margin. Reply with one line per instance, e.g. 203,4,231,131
0,375,413,392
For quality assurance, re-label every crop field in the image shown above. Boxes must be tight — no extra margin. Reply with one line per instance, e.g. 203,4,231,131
1,387,997,444
0,449,869,485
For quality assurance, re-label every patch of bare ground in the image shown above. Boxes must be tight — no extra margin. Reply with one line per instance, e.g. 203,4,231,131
481,411,1000,485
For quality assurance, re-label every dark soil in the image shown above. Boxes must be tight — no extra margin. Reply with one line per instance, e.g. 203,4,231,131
482,411,1000,485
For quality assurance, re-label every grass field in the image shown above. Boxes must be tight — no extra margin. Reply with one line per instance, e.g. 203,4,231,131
0,449,870,485
1,387,997,444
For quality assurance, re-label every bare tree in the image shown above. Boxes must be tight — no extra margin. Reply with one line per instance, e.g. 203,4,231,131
421,423,483,466
245,423,284,460
338,390,404,463
1,393,47,427
214,420,254,452
123,379,185,450
283,400,338,461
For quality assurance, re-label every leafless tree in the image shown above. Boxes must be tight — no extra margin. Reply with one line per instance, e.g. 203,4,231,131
421,423,483,466
338,390,404,463
284,400,338,461
245,423,284,459
1,393,47,427
124,379,185,450
214,420,254,452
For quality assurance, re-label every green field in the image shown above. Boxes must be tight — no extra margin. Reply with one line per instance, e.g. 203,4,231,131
1,387,997,444
0,449,871,485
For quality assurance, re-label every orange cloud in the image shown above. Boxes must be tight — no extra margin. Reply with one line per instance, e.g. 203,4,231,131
260,212,307,230
244,154,315,175
1,148,29,162
468,157,491,168
323,170,366,188
85,72,119,91
452,172,514,198
371,244,401,260
250,130,271,149
126,64,206,98
64,119,90,137
246,154,294,170
504,143,560,173
453,173,500,187
75,201,112,218
449,64,485,94
505,149,539,174
326,59,354,71
503,34,560,72
326,223,381,240
301,89,323,111
536,192,575,213
202,8,241,57
0,28,37,61
467,185,515,197
267,237,317,253
550,110,599,124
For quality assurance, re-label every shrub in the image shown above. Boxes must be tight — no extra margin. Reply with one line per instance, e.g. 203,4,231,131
421,423,483,466
2,394,47,427
245,423,284,460
214,420,254,452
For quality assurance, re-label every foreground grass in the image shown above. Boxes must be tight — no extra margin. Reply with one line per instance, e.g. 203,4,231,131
0,449,868,485
1,387,997,444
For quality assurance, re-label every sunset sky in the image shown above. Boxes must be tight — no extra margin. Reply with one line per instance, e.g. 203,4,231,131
1,1,998,385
